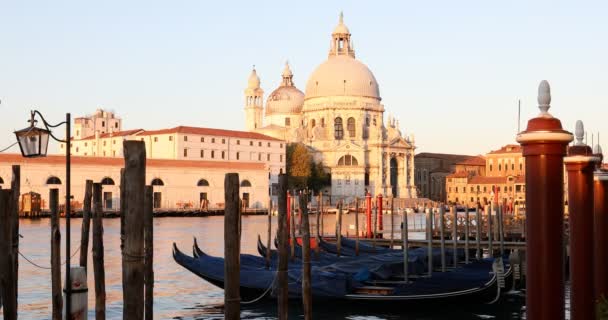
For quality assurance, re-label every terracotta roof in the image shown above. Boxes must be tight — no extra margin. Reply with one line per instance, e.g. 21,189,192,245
487,144,522,155
430,168,452,174
78,129,144,141
468,176,507,184
455,156,486,166
446,172,470,179
468,175,526,184
0,153,266,170
136,126,282,141
415,153,476,164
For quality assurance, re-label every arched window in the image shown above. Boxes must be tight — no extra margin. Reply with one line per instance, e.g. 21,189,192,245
240,180,252,187
337,155,358,166
46,176,62,185
101,177,115,185
347,117,356,137
197,179,209,187
321,118,325,127
334,117,343,140
311,119,316,128
0,177,3,184
151,178,164,186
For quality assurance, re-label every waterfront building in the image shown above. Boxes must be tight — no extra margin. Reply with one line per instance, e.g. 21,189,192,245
244,13,417,199
445,144,526,207
51,108,286,209
0,153,269,211
414,153,484,202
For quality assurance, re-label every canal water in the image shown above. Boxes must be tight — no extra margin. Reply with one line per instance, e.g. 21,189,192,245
9,215,526,319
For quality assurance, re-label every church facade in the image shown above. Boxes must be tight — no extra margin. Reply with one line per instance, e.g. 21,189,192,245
244,14,417,199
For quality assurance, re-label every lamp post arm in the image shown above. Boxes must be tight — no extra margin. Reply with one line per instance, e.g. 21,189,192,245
31,110,69,143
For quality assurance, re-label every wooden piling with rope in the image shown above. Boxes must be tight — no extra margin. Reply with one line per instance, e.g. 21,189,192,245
50,188,63,320
10,165,20,312
223,173,240,320
80,180,93,270
121,141,146,319
0,189,17,320
276,174,289,320
144,185,154,320
92,183,106,320
299,191,312,320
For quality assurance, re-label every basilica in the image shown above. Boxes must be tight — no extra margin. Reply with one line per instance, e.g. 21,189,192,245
244,13,417,199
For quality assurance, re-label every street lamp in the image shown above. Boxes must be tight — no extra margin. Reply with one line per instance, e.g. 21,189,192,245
15,110,73,314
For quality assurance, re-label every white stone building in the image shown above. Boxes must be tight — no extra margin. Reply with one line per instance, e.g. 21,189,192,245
0,154,269,211
56,109,287,207
245,13,417,198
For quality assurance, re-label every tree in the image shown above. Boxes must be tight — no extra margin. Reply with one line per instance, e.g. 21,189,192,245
286,143,330,192
286,143,311,189
308,161,330,193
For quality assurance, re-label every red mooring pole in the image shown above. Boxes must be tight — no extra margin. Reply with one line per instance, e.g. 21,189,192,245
516,80,573,320
565,121,598,320
377,194,383,233
365,192,372,238
594,169,608,303
287,191,291,239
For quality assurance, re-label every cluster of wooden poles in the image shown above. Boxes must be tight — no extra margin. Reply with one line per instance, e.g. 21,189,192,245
222,172,523,320
0,141,155,320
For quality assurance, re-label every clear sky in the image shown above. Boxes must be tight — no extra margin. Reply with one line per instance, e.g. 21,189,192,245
1,1,606,156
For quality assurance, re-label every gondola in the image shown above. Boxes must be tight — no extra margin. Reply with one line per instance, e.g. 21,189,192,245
174,240,512,304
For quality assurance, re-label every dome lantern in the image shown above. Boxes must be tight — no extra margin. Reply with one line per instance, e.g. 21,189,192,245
329,12,355,58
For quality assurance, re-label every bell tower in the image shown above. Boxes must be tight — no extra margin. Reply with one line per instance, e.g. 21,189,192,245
244,67,264,131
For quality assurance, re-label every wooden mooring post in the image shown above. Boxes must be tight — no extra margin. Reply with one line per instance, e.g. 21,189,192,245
439,204,446,272
0,189,17,320
299,192,312,320
402,207,409,283
266,199,272,269
80,180,93,270
224,173,241,320
290,191,296,260
336,200,342,257
485,204,493,256
316,191,323,238
92,183,106,319
121,141,146,319
464,206,470,263
390,198,395,249
10,165,20,312
144,186,154,320
426,207,433,276
451,206,457,268
497,205,505,256
50,188,63,320
475,206,482,260
355,197,359,256
276,174,289,320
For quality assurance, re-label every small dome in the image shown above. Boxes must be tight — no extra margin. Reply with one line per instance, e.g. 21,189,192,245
248,68,260,88
304,55,380,100
266,86,304,115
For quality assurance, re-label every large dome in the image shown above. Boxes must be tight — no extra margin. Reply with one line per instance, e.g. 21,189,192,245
266,86,304,115
305,55,380,100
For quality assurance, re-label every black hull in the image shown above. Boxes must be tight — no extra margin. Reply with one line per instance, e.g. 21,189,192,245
173,243,271,302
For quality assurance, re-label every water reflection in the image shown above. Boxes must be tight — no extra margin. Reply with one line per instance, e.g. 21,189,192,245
11,214,524,319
